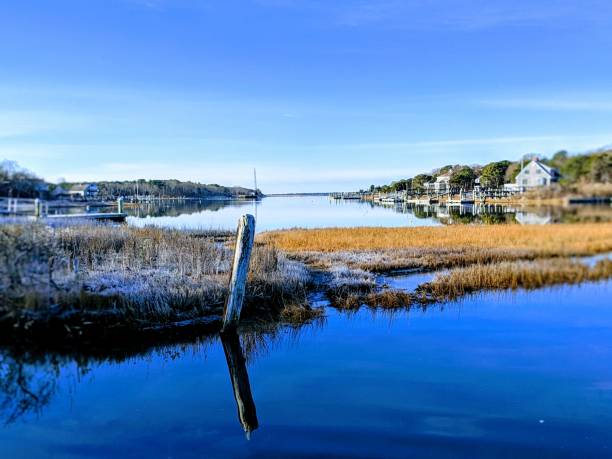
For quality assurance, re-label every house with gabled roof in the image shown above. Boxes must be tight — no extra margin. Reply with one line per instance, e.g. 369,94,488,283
426,172,452,193
514,159,561,190
67,183,99,200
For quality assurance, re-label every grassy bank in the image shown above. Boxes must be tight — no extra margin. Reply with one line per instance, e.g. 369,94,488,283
419,258,612,300
261,223,612,310
260,223,612,271
328,258,612,311
0,222,320,342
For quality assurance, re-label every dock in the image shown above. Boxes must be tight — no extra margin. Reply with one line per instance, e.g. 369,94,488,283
45,212,128,222
2,197,128,222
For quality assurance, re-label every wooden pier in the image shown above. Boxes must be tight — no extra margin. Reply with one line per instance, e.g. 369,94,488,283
330,192,364,200
45,212,128,222
1,197,128,222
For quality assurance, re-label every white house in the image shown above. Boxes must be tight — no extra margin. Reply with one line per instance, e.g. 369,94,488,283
51,186,71,200
426,173,451,193
513,159,561,190
68,183,99,200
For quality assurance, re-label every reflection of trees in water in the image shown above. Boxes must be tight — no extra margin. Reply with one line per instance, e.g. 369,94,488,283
0,353,63,424
374,201,612,225
0,318,323,428
128,200,253,218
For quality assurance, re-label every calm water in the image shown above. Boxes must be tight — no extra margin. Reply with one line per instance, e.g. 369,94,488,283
124,196,612,232
2,281,612,458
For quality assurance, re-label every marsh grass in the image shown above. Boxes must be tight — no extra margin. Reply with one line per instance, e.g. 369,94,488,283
260,223,612,253
327,258,612,311
0,222,317,339
260,223,612,272
419,258,612,300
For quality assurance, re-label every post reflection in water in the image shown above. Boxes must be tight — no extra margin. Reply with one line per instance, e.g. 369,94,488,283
220,331,259,438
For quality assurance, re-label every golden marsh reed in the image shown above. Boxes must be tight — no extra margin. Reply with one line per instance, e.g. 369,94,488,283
420,258,612,300
330,258,612,311
260,223,612,254
260,223,612,272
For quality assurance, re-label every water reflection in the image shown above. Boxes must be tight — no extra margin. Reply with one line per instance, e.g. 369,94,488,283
124,196,612,232
221,331,259,437
378,201,612,225
2,283,612,458
0,326,304,433
127,199,253,219
0,353,59,424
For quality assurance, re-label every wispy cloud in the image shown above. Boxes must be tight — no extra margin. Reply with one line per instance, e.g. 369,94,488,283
0,110,92,139
257,0,611,30
480,97,612,112
308,134,610,152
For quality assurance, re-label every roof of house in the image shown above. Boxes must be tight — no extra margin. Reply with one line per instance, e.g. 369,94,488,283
435,173,451,182
68,183,97,192
52,187,70,195
525,159,560,177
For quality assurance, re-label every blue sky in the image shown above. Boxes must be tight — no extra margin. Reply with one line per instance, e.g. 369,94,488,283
1,0,612,192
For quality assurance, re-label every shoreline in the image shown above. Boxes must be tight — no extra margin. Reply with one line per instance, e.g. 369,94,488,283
1,222,611,345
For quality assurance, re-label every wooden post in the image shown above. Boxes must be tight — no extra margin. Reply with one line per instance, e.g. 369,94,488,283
222,214,256,331
34,199,41,218
220,330,259,437
117,197,125,214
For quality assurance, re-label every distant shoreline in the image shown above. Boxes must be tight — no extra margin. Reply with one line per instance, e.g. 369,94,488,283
265,193,331,197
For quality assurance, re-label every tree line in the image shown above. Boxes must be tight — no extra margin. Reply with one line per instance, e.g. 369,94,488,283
0,161,260,199
93,179,259,199
365,148,611,194
0,161,47,198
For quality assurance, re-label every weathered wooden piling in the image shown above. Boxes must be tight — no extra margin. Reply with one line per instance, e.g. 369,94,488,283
117,197,125,214
222,214,256,331
34,199,41,218
220,330,259,437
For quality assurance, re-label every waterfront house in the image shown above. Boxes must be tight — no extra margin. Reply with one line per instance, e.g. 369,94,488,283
513,159,561,190
426,173,452,193
51,186,71,200
68,183,99,200
34,182,49,199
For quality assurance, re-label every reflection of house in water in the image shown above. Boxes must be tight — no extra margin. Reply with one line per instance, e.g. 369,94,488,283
515,210,553,225
398,202,526,225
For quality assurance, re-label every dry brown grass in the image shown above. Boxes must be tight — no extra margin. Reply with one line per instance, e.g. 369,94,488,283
420,258,612,300
567,182,612,198
260,223,612,254
329,258,612,311
260,223,612,272
0,222,315,337
329,291,414,310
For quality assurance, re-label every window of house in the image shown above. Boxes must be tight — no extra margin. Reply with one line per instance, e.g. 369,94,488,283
523,179,528,185
524,170,529,174
536,169,541,174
